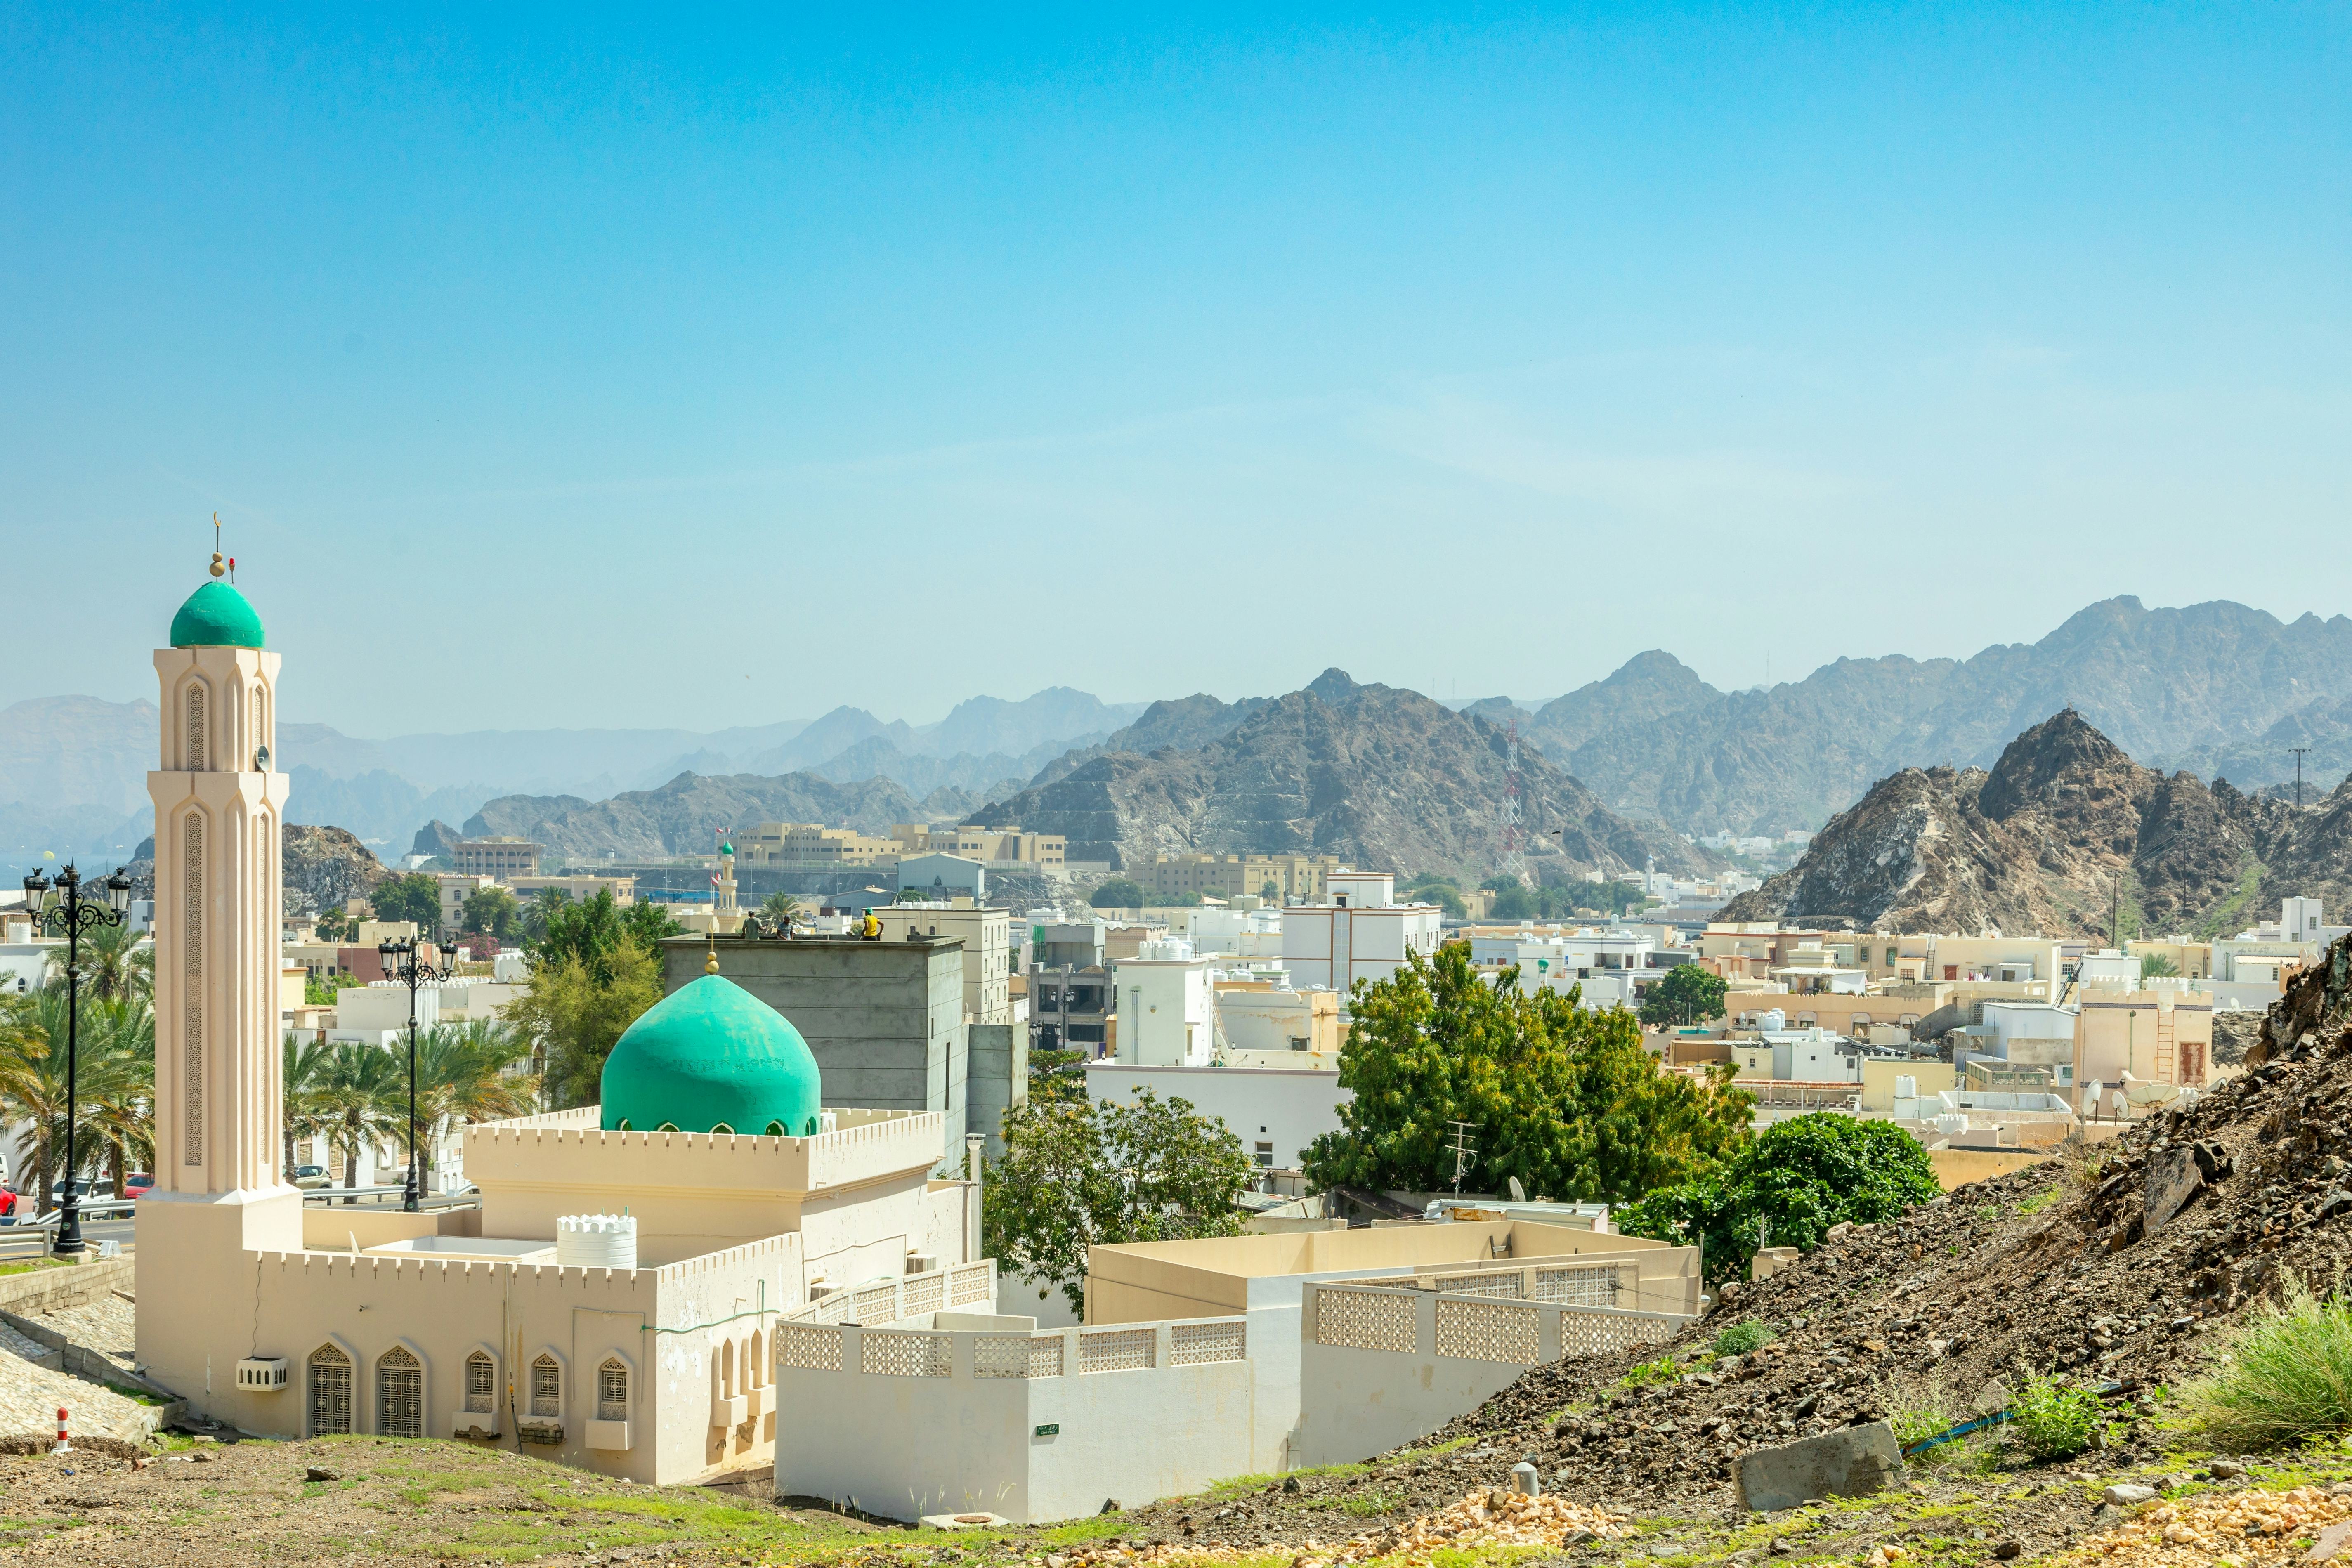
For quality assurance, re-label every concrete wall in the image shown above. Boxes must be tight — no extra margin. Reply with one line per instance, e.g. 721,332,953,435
1928,1147,2051,1190
1293,1281,1684,1468
771,1318,1255,1523
663,937,968,1152
967,1023,1027,1157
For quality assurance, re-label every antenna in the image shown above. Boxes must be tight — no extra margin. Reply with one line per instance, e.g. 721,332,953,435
2291,747,2311,808
1445,1120,1479,1194
1495,720,1525,882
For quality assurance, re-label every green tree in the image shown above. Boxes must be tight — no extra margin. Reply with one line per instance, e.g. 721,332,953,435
283,1033,335,1176
0,988,152,1209
507,941,663,1110
314,906,352,942
1090,877,1146,909
2139,952,2181,980
460,885,521,941
1639,963,1730,1027
43,920,145,1003
1300,945,1752,1204
984,1088,1255,1313
1145,890,1201,908
302,971,352,1006
759,892,801,927
528,888,680,982
411,1020,538,1190
1261,879,1280,901
369,871,443,932
313,1041,406,1196
1027,1046,1090,1107
1616,1112,1940,1280
520,887,571,941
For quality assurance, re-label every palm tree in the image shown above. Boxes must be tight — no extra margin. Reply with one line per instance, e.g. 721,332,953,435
0,988,149,1211
314,1042,406,1200
759,891,801,928
410,1020,538,1193
42,921,149,1004
283,1034,336,1178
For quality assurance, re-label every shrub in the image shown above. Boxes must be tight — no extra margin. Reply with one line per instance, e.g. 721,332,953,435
2191,1272,2352,1451
1712,1318,1774,1357
2007,1371,2109,1461
1620,1355,1680,1388
1882,1374,1967,1468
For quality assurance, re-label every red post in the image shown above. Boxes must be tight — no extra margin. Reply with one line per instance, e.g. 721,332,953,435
52,1406,70,1455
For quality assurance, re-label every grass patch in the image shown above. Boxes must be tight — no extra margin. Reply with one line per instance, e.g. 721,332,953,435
1621,1355,1681,1389
2007,1371,2110,1461
1712,1318,1775,1357
2192,1273,2352,1450
2018,1185,2063,1216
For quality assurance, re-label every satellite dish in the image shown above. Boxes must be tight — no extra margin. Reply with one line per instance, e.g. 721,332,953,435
1507,1176,1527,1203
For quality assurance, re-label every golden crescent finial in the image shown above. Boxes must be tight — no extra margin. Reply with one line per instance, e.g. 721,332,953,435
210,512,226,578
705,941,720,976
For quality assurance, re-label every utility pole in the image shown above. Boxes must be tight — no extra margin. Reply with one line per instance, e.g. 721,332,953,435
2291,747,2311,808
1445,1121,1479,1195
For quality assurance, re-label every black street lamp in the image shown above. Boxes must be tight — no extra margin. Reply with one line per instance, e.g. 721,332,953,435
21,863,134,1256
376,934,452,1213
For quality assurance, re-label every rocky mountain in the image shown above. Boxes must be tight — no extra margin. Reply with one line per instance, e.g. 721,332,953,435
463,772,925,861
282,824,389,916
984,671,1710,881
1524,598,2352,835
1716,710,2352,937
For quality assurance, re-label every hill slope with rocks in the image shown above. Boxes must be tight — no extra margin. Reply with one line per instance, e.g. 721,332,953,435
1717,710,2352,937
985,670,1710,881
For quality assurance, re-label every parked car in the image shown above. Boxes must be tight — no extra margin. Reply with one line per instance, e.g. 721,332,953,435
122,1173,156,1200
289,1164,331,1190
0,1188,17,1224
47,1178,115,1206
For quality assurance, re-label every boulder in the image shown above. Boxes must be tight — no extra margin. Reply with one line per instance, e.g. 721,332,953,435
2144,1147,2205,1237
1733,1422,1903,1513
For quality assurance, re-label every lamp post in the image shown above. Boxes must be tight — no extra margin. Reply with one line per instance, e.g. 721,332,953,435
376,934,451,1212
21,863,134,1256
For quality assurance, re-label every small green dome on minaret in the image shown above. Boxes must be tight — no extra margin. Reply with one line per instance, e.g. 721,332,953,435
600,968,822,1137
171,580,266,649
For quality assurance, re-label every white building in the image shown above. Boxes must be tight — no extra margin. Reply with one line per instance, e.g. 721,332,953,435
1114,937,1214,1065
1086,1060,1350,1173
1184,904,1285,959
872,901,1013,1025
1280,873,1443,994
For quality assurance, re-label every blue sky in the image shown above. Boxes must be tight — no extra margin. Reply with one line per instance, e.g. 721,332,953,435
4,5,2346,733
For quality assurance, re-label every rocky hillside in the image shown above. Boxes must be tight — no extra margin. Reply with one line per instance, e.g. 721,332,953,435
984,671,1710,881
463,771,924,861
1718,710,2352,937
281,824,387,915
1526,597,2352,834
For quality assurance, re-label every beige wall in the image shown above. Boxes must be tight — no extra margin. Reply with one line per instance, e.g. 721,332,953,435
1860,1058,1956,1112
2075,989,2215,1088
1929,1148,2051,1190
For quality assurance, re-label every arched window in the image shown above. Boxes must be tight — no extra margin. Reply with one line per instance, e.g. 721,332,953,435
597,1358,629,1422
655,1122,679,1133
464,1351,496,1415
529,1354,561,1417
710,1122,734,1136
377,1346,423,1438
720,1339,735,1399
746,1329,764,1390
616,1119,631,1132
764,1120,786,1137
307,1344,352,1436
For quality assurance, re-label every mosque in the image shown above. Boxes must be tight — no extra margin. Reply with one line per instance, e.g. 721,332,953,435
135,559,983,1483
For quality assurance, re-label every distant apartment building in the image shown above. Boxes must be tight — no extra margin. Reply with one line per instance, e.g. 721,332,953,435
737,821,901,869
509,873,637,908
1141,852,1341,902
893,824,1065,868
871,900,1013,1026
1281,871,1444,993
450,836,542,878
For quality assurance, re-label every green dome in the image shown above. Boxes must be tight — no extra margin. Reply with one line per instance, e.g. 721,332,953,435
170,581,266,649
599,973,822,1137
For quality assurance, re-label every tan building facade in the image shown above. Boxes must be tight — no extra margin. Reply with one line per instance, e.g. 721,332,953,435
738,822,901,869
452,837,543,878
895,824,1066,867
1143,853,1341,902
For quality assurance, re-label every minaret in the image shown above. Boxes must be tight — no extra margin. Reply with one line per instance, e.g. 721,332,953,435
138,547,302,1411
716,839,739,931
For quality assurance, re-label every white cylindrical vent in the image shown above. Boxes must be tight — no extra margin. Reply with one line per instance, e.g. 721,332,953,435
556,1213,638,1271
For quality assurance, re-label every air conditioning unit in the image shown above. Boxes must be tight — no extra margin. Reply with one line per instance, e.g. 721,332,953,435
235,1358,289,1391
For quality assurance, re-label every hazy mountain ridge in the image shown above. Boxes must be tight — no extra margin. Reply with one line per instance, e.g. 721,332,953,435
984,669,1712,881
463,772,926,860
1522,598,2352,835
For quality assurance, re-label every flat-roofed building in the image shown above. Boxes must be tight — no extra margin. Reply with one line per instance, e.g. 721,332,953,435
737,822,901,869
452,836,543,878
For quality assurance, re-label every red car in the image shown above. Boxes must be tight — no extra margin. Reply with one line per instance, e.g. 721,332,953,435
123,1174,156,1200
0,1188,15,1221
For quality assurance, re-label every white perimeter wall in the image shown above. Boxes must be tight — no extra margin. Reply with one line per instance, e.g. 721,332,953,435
1086,1064,1349,1171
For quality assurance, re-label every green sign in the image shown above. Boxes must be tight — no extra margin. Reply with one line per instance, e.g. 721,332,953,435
1034,1423,1060,1437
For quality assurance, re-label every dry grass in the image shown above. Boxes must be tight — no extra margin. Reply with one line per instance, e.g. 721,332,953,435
2191,1272,2352,1451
